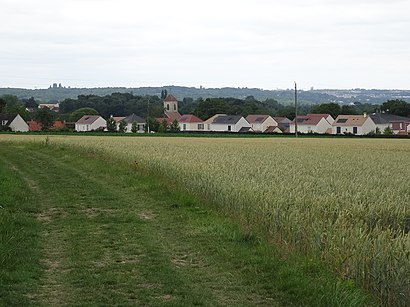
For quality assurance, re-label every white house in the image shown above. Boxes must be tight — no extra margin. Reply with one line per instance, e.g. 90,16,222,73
203,114,226,131
124,113,145,133
246,115,278,132
75,115,106,132
369,113,410,134
178,114,204,131
0,114,29,132
289,114,333,134
272,117,292,132
332,114,376,135
208,115,252,132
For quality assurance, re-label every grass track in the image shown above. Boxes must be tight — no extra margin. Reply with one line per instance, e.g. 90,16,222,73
0,142,369,306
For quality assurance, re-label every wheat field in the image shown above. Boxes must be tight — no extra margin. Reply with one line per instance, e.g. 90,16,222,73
1,134,409,305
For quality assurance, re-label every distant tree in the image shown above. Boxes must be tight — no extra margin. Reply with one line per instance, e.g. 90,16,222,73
310,103,341,118
158,119,168,133
381,99,410,117
341,105,358,115
118,120,127,133
25,97,38,108
145,117,159,132
131,121,138,133
0,98,6,113
169,119,180,132
34,108,54,130
161,89,168,99
106,117,117,132
2,95,30,120
69,107,99,122
383,126,393,135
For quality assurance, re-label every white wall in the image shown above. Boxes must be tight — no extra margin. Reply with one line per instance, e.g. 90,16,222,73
180,122,204,131
9,114,29,132
251,117,278,132
91,117,106,131
126,123,145,133
332,117,376,135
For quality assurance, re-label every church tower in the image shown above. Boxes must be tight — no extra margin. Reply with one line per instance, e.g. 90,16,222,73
163,94,179,117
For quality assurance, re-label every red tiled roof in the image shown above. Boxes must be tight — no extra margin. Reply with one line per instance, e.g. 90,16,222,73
28,120,42,131
292,114,329,125
28,120,66,131
156,117,174,125
178,114,203,123
163,94,178,102
165,112,181,121
53,121,65,128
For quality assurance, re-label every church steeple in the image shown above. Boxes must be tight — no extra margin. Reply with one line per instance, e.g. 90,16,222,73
163,94,178,116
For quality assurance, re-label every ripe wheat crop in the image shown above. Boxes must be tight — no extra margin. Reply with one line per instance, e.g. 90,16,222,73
1,135,409,305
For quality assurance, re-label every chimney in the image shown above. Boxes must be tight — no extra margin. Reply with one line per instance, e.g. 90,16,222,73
363,112,367,118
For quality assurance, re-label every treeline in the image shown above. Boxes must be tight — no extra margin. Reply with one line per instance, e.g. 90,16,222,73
1,92,409,126
4,85,410,105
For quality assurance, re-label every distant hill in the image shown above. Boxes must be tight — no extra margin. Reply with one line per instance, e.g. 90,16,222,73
1,85,409,105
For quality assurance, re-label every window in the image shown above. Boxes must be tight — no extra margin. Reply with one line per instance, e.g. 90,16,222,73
167,104,170,110
353,127,358,134
183,124,186,130
198,123,204,130
1,120,7,126
173,104,176,110
228,125,231,131
336,127,341,134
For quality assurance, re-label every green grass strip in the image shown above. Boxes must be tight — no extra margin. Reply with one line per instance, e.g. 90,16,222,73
0,142,372,306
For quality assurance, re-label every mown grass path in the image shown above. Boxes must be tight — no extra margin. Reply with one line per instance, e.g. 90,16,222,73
0,142,368,306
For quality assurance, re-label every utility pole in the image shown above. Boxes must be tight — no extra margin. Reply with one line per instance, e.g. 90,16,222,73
294,82,298,138
147,96,150,133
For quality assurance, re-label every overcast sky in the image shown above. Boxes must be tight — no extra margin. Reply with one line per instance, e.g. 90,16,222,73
1,0,409,90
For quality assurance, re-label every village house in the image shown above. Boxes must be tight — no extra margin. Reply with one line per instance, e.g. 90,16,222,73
28,120,66,131
38,103,60,112
0,114,29,132
289,114,334,134
178,114,204,131
369,113,410,134
332,114,376,135
123,113,145,133
272,117,292,131
75,115,106,132
207,115,252,132
246,115,278,133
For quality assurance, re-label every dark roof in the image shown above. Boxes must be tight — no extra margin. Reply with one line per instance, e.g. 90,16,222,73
0,113,17,126
124,113,145,124
369,113,410,124
238,127,252,133
213,115,243,125
76,115,102,125
272,116,291,124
